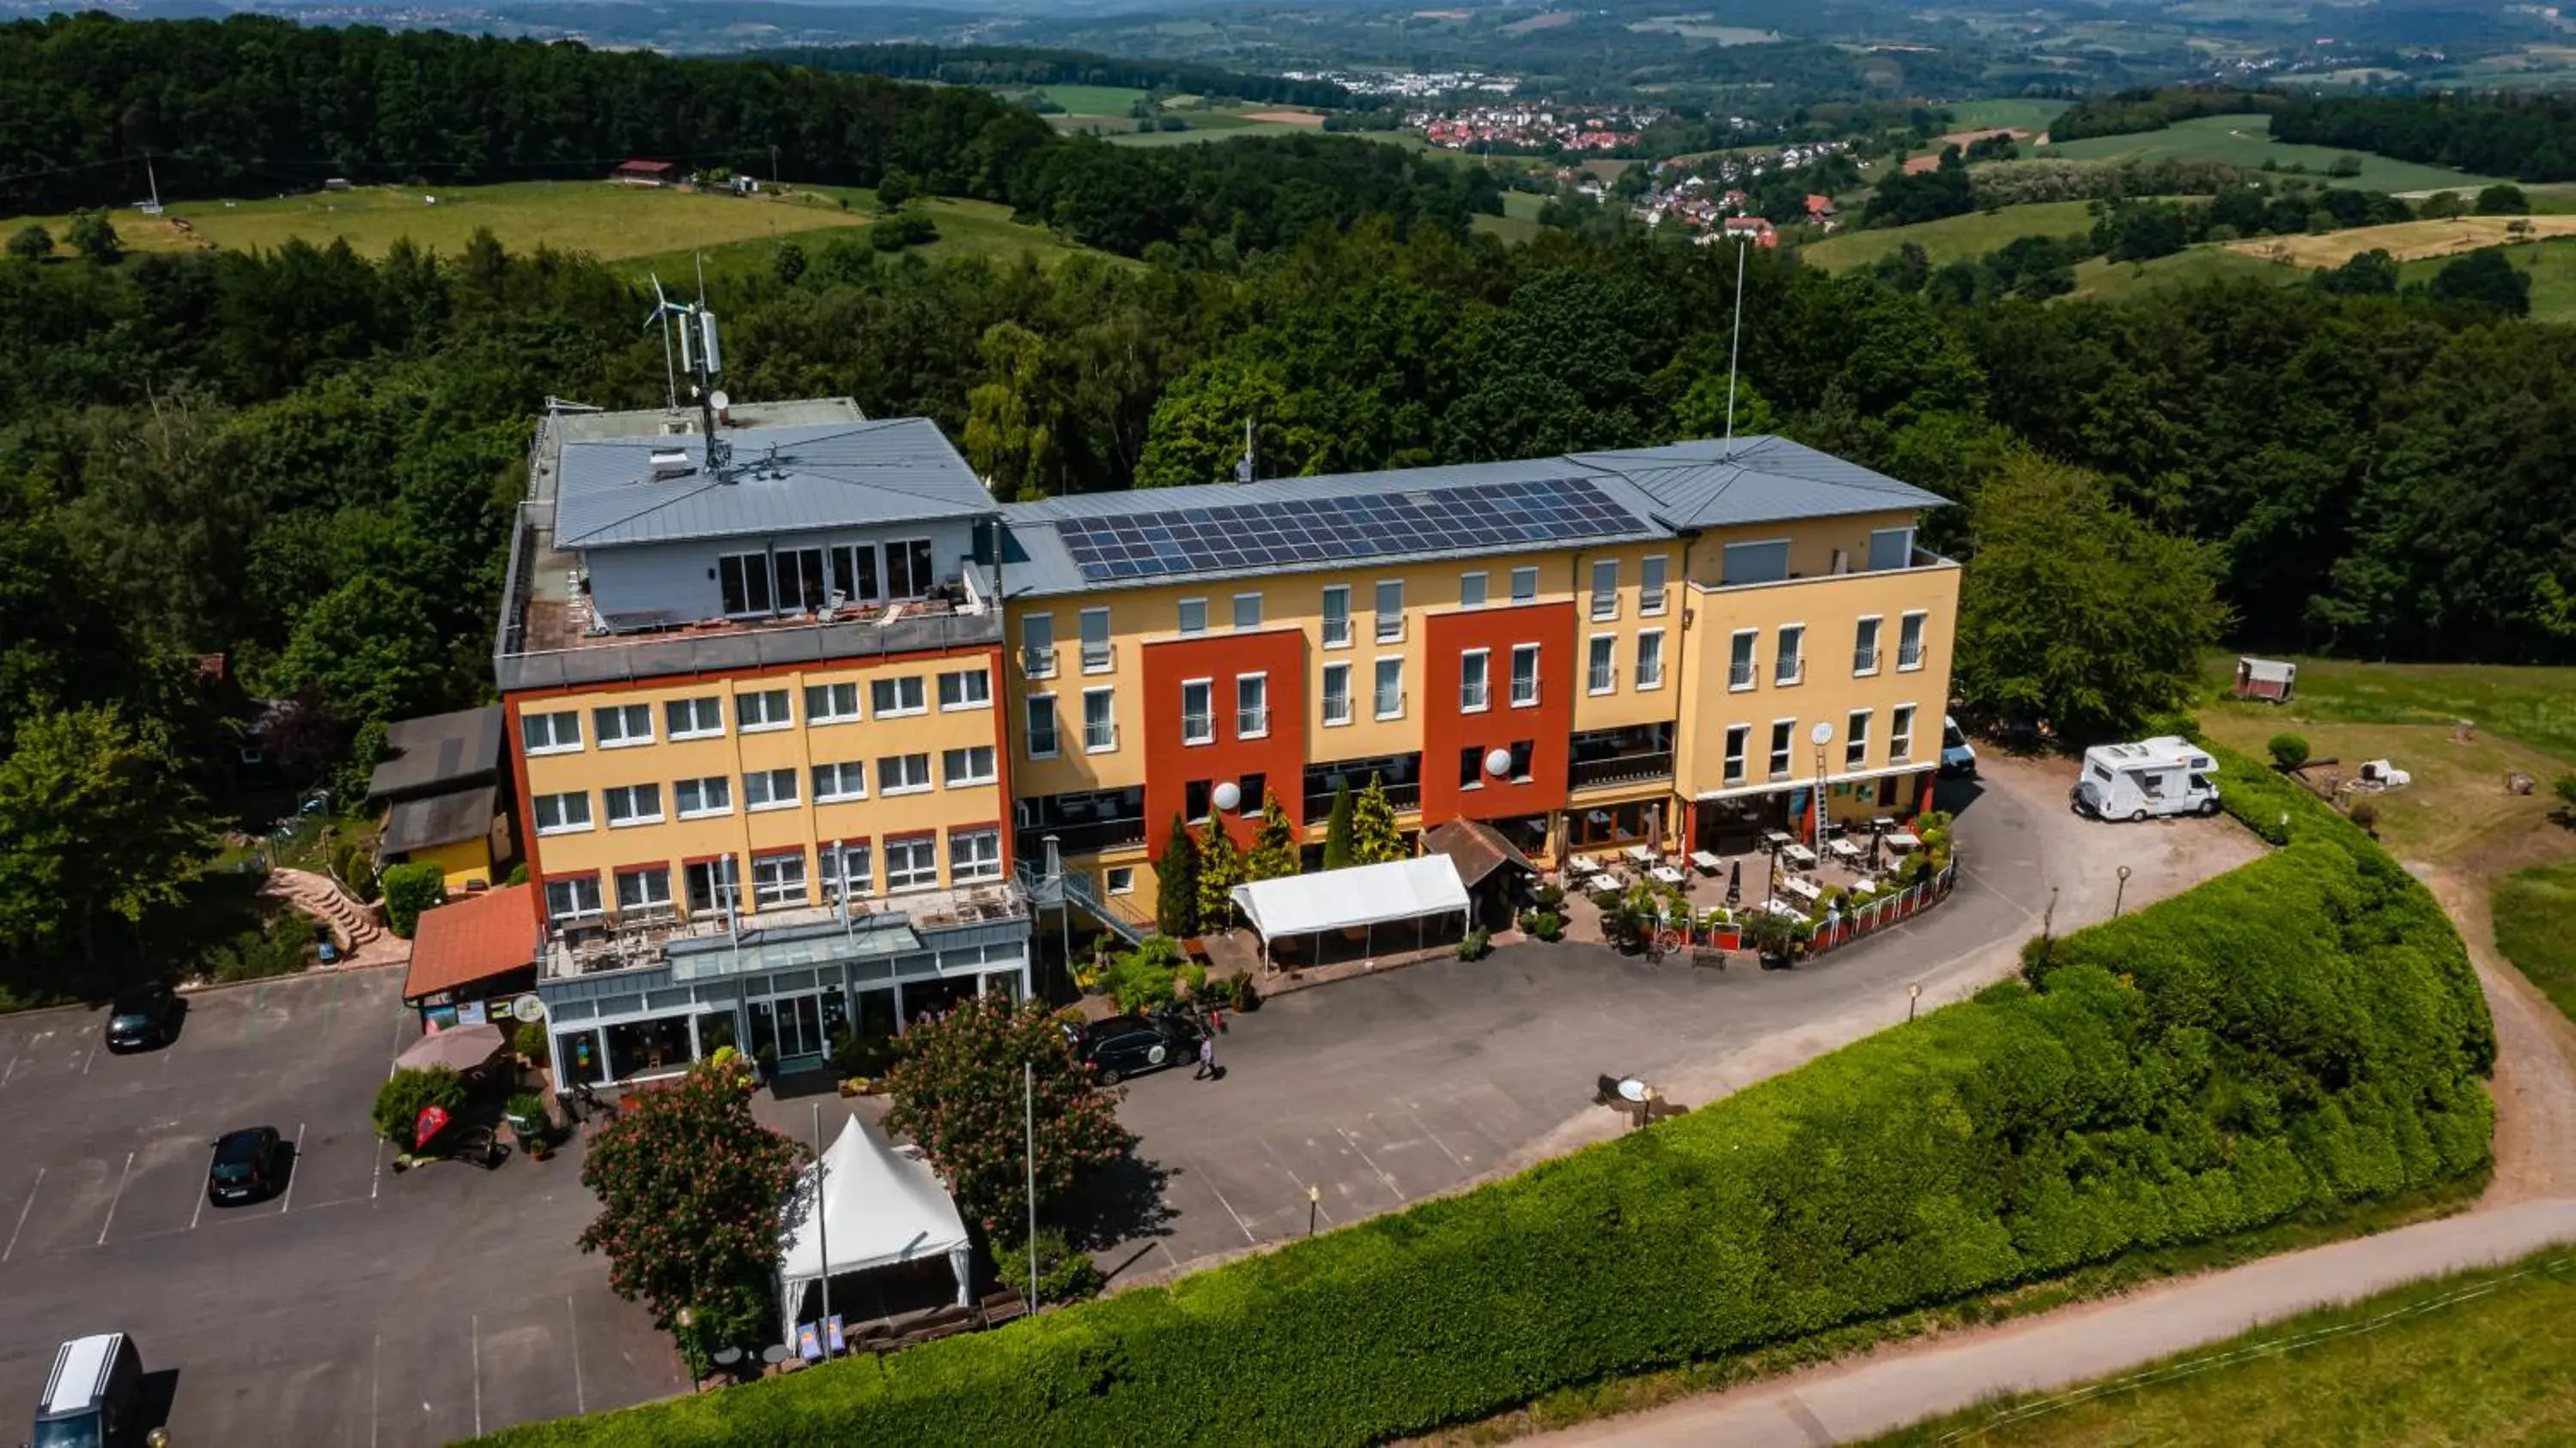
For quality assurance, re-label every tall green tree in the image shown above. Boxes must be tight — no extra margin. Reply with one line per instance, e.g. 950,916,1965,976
1197,822,1244,930
1245,791,1299,881
272,575,450,731
1321,784,1356,872
963,321,1057,500
1954,457,2229,741
1155,815,1200,938
884,993,1133,1236
1351,774,1406,866
0,704,209,967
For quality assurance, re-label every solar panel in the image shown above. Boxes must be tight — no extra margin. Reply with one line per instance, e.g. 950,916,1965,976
1052,477,1644,583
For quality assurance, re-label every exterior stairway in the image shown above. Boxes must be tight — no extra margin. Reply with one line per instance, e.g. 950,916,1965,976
262,867,410,969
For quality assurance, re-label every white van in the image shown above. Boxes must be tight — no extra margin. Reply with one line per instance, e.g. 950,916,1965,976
2070,738,2221,822
1938,715,1977,777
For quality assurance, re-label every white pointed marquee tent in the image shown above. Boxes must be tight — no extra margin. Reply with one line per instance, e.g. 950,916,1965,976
1229,855,1472,970
776,1115,973,1342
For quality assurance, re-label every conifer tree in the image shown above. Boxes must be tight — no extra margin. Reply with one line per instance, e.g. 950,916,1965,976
1197,822,1244,928
1246,791,1300,880
1351,773,1406,865
1322,783,1356,871
1155,814,1200,939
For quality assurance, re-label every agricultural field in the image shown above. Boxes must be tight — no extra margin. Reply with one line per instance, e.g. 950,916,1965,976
1871,1250,2576,1447
2066,243,2289,301
1472,188,1547,244
2495,856,2576,1025
2396,236,2576,325
2227,214,2576,268
1035,83,1332,147
2038,114,2506,193
1803,199,2101,272
1944,97,2072,133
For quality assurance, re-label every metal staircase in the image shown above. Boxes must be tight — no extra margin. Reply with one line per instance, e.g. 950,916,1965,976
1018,839,1150,946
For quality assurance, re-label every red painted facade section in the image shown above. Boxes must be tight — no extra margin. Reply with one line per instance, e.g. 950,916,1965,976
1140,630,1308,855
1419,601,1575,826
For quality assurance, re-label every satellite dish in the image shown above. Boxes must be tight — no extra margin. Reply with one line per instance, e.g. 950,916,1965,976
1485,747,1514,777
709,390,730,411
1809,721,1834,745
1212,782,1242,813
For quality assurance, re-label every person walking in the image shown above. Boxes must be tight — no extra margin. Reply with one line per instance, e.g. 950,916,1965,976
1194,1031,1217,1080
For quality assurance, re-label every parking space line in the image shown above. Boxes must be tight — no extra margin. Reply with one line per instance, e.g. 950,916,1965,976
1403,1106,1469,1170
567,1295,586,1415
370,1333,381,1448
471,1312,484,1439
0,1054,15,1086
1260,1138,1331,1227
280,1121,307,1213
79,1047,94,1075
1173,1146,1258,1244
1334,1125,1407,1202
189,1146,213,1232
97,1151,136,1245
371,1139,384,1200
4,1167,44,1261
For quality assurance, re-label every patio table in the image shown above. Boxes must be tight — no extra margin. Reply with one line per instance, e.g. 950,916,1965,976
1780,843,1818,868
1761,830,1795,851
1825,837,1864,863
1625,844,1659,864
1886,830,1922,853
1688,849,1722,874
1780,875,1823,905
1649,864,1687,886
1762,897,1806,918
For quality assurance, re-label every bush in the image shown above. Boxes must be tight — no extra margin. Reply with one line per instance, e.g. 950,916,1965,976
992,1227,1106,1307
197,910,311,983
381,861,447,938
1456,927,1491,962
513,1018,551,1068
2347,797,2380,835
1222,969,1260,1013
374,1066,465,1147
477,738,2493,1448
870,213,939,251
1105,935,1187,1013
1529,882,1565,910
2268,733,2312,770
1525,910,1564,943
505,1091,554,1141
2554,773,2576,812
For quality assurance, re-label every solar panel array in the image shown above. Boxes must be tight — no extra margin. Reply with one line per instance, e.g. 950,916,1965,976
1052,477,1644,582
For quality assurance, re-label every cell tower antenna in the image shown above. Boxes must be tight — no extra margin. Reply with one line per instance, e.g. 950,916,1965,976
642,272,728,472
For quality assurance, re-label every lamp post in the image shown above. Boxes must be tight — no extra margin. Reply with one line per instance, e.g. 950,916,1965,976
1307,1183,1321,1237
1907,982,1922,1021
2114,864,2133,917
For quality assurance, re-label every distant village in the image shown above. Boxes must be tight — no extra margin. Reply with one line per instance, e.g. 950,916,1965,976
1555,137,1854,244
1410,103,1662,153
1282,67,1524,98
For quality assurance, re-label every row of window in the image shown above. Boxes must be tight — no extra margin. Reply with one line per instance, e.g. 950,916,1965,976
519,669,992,756
714,538,941,618
540,828,1003,925
1727,613,1929,691
1717,705,1923,788
530,747,999,834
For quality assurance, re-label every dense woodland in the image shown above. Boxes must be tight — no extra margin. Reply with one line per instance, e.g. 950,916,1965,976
754,44,1350,109
2273,93,2576,182
2048,87,2280,143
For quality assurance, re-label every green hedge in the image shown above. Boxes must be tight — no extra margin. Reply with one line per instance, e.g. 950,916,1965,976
481,744,2492,1448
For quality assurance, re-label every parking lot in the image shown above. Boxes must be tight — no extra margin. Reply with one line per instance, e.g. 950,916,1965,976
0,968,683,1447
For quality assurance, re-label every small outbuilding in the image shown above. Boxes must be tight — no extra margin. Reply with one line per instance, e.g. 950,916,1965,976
777,1115,975,1342
402,883,540,1030
369,705,510,892
1422,818,1537,937
612,159,676,186
2233,656,2298,703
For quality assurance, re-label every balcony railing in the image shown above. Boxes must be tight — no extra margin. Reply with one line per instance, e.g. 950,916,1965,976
1182,712,1214,744
1729,660,1755,688
1375,616,1403,643
1080,640,1113,672
1323,617,1352,648
1084,721,1118,751
1022,645,1057,678
1374,690,1406,719
1632,665,1662,690
1303,779,1420,818
1899,640,1924,669
1322,696,1352,725
1018,816,1148,858
1512,680,1540,707
1236,706,1271,736
1461,682,1490,710
1776,655,1803,685
1853,647,1880,674
1569,751,1676,790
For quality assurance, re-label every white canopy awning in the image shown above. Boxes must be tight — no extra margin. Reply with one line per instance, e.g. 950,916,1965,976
777,1115,973,1337
1230,855,1472,939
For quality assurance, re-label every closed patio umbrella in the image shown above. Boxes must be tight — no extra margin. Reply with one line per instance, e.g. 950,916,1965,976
1726,861,1742,906
394,1022,506,1074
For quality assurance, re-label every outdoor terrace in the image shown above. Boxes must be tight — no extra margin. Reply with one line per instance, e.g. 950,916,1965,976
542,882,1028,983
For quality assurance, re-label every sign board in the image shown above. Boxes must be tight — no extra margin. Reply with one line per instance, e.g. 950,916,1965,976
511,995,546,1024
796,1323,823,1361
456,1000,489,1027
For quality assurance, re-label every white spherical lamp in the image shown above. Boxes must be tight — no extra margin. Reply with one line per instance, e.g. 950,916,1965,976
1485,747,1514,778
1212,781,1242,813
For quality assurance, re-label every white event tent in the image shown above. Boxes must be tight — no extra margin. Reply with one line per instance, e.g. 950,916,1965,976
1229,855,1472,970
776,1114,973,1342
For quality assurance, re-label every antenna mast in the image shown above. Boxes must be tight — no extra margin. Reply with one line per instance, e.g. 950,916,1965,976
1722,233,1747,459
644,272,729,472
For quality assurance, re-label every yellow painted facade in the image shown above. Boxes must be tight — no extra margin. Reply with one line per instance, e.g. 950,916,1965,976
414,837,495,895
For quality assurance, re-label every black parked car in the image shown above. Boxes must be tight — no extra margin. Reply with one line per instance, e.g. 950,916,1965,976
103,984,181,1052
207,1127,286,1206
1078,1013,1200,1086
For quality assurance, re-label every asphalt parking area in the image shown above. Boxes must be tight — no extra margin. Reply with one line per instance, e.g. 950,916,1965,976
0,968,683,1447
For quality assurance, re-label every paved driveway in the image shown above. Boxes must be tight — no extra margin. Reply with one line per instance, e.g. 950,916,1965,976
0,969,683,1448
1091,755,2263,1281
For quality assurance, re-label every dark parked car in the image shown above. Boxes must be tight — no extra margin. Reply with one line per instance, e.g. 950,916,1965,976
1078,1013,1200,1085
103,984,181,1052
207,1127,285,1206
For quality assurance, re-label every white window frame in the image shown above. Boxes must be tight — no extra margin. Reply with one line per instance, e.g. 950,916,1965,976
1083,687,1117,753
1510,565,1539,603
545,874,605,925
1024,694,1060,760
1854,615,1884,678
1775,624,1806,687
615,866,673,916
1374,579,1406,643
943,745,998,788
1639,555,1669,617
751,853,809,910
937,666,992,712
521,710,581,756
871,676,927,719
533,790,592,836
1232,593,1263,630
1021,612,1056,678
1321,585,1352,649
1181,678,1215,745
1899,611,1929,672
716,551,775,617
1588,634,1617,697
665,696,723,740
1768,719,1796,782
593,703,653,750
949,827,1003,883
603,782,664,828
1459,649,1492,713
1868,526,1917,572
743,767,800,812
1891,704,1917,764
1321,661,1353,727
1176,597,1209,637
737,688,793,733
1236,672,1270,739
884,836,939,893
1589,557,1619,621
1106,866,1136,896
1728,629,1759,691
1510,643,1540,708
1079,607,1114,673
803,681,862,726
1721,537,1795,587
878,753,933,796
1459,571,1489,609
1373,657,1405,720
1723,724,1750,786
675,776,732,819
1635,629,1665,691
1846,709,1872,770
813,760,867,803
820,843,873,901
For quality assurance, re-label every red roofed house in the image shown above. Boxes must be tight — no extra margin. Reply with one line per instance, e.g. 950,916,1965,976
404,884,541,1030
612,159,676,187
1805,193,1836,219
1721,216,1779,248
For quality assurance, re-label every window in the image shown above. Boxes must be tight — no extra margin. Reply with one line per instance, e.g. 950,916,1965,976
544,874,603,925
752,853,808,909
878,753,933,795
1729,630,1759,690
1635,630,1665,691
1510,566,1539,603
1322,586,1352,648
615,867,672,916
1374,658,1405,719
1185,779,1212,824
1854,616,1883,676
1775,624,1805,686
820,842,872,900
829,543,880,605
1891,705,1917,763
1079,608,1113,672
1724,725,1750,786
1321,662,1352,727
1236,673,1269,738
1025,695,1059,759
1509,739,1534,782
1640,556,1669,616
1459,572,1488,609
884,836,939,892
813,760,867,802
683,859,738,916
1176,598,1209,636
1510,643,1540,707
533,791,592,835
743,768,799,811
1846,709,1871,770
717,552,774,615
871,676,927,717
774,547,828,611
1106,867,1136,896
1021,613,1056,678
1236,772,1266,817
1589,635,1616,695
1721,540,1791,587
1182,680,1214,745
521,710,580,754
1083,689,1116,752
1458,746,1484,790
1868,526,1915,572
675,776,732,818
665,696,722,739
1232,593,1263,630
1590,558,1619,620
885,538,937,599
943,745,997,787
1899,611,1928,671
604,782,663,827
737,688,792,732
1460,649,1491,711
950,828,1002,883
804,681,861,725
1769,721,1795,781
937,667,991,711
1374,580,1405,642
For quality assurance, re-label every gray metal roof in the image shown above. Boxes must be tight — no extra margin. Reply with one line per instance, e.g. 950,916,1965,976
381,785,498,855
368,705,502,801
999,436,1943,599
553,417,997,551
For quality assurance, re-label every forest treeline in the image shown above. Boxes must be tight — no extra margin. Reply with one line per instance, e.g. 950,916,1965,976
2273,93,2576,182
2048,86,2281,142
752,43,1349,109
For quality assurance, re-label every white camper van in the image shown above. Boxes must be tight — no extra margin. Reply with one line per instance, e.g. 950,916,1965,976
2070,738,2221,822
1939,715,1977,777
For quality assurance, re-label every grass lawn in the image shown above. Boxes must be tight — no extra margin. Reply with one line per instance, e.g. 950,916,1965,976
1868,1249,2576,1446
1946,98,2073,132
2065,243,2290,301
1804,199,2101,272
2494,855,2576,1024
2038,114,2505,193
1036,83,1156,115
1474,191,1547,245
2394,236,2576,324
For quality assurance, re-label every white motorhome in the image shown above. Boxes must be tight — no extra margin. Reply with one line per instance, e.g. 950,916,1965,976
2070,738,2221,822
1939,715,1977,776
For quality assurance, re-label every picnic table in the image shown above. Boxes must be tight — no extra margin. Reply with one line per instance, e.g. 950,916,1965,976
1761,897,1807,918
1886,830,1922,853
1825,837,1865,863
1780,874,1823,906
1780,843,1818,869
1688,849,1722,874
1649,864,1688,886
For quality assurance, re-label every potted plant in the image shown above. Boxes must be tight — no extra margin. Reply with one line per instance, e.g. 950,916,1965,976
1744,910,1800,970
505,1091,554,1159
